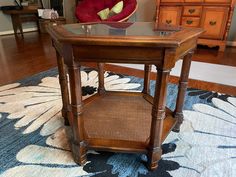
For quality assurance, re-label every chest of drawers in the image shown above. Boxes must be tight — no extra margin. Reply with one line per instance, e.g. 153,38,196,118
156,0,236,51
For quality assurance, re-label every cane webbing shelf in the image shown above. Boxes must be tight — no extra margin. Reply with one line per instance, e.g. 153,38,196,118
81,91,177,153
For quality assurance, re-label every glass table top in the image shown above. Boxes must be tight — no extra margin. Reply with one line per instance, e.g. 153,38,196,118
63,22,181,38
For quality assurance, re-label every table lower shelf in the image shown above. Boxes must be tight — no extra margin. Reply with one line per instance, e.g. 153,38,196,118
71,91,177,153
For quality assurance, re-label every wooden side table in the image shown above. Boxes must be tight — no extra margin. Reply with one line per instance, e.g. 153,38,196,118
47,22,203,170
2,6,40,37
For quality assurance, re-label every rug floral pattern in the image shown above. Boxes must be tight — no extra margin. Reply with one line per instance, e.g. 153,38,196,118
0,70,235,177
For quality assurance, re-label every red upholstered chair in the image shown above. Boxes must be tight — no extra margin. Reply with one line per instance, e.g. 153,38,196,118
75,0,137,23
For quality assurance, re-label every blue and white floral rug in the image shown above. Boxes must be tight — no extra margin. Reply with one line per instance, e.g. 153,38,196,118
0,68,235,177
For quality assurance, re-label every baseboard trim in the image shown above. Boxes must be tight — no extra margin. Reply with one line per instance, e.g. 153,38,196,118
227,41,236,47
0,27,38,36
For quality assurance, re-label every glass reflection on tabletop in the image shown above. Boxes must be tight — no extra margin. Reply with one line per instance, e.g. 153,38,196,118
63,22,181,37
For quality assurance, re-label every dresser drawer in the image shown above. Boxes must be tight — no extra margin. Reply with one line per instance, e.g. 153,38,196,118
204,0,231,3
200,7,229,39
184,0,203,2
182,17,200,27
183,6,202,16
159,6,182,26
161,0,184,2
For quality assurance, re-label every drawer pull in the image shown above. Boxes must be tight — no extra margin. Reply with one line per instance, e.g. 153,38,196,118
186,20,193,25
188,9,196,14
166,20,172,24
209,21,217,26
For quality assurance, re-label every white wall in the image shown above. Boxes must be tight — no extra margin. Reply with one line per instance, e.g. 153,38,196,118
0,0,41,33
135,0,156,22
0,0,16,32
228,10,236,41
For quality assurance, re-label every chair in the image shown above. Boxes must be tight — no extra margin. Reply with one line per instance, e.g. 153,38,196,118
75,0,137,23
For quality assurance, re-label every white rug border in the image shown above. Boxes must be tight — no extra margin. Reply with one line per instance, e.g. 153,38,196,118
111,61,236,87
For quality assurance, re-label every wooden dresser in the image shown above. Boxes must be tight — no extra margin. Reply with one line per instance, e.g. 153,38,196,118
156,0,236,51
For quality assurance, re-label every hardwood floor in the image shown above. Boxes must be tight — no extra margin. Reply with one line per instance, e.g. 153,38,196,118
0,32,57,85
193,45,236,67
0,32,236,95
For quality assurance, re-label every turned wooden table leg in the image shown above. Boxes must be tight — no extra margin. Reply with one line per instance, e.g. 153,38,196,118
67,63,87,165
35,14,41,33
11,14,22,37
56,51,70,126
142,64,151,94
173,51,193,132
97,63,105,94
148,67,170,170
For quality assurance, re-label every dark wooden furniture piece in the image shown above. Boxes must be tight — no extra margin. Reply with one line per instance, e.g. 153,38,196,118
2,6,40,37
47,22,203,170
39,17,66,33
156,0,236,51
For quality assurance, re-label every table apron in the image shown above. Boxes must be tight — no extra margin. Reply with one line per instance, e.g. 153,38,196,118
72,45,165,65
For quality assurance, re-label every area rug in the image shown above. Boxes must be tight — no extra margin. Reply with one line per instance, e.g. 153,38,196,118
0,68,235,177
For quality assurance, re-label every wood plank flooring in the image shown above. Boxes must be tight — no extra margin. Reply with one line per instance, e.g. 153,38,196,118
0,32,235,95
0,32,57,85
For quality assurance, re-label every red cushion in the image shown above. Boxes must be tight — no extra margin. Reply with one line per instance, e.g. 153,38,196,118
75,0,137,22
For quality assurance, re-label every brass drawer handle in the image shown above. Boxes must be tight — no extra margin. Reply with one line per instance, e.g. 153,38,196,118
186,20,193,25
188,9,196,14
209,21,217,26
166,20,172,24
